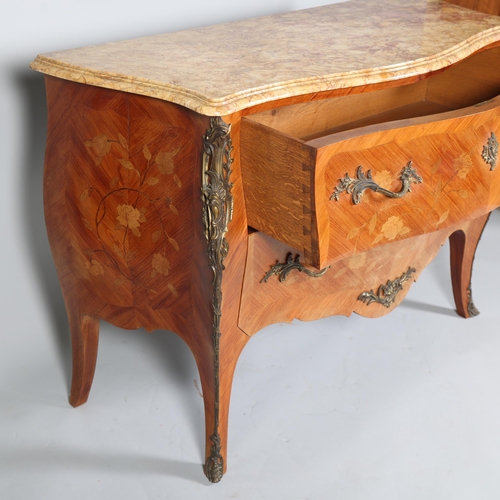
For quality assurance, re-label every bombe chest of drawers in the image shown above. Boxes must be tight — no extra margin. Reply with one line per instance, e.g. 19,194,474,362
31,0,500,483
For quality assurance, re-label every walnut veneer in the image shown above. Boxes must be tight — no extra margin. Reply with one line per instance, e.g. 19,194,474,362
31,0,500,483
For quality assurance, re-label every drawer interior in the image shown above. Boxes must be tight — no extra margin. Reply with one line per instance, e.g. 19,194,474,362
245,45,500,140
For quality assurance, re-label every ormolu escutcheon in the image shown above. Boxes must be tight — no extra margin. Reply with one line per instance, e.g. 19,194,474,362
482,132,498,170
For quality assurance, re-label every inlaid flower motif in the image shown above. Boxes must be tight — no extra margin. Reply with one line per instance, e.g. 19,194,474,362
86,259,104,276
373,170,393,189
116,204,146,237
151,253,170,277
156,148,180,175
380,216,410,241
454,152,473,179
82,132,183,294
85,134,111,165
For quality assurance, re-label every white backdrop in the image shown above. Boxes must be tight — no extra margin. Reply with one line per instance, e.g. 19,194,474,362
3,2,500,499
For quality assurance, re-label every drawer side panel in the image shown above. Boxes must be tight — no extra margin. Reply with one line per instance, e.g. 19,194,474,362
241,118,320,265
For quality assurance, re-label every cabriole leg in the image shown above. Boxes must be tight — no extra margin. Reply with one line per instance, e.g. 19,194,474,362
68,311,100,407
190,331,248,483
449,213,490,318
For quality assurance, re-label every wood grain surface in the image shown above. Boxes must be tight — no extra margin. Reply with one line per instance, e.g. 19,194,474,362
445,0,500,15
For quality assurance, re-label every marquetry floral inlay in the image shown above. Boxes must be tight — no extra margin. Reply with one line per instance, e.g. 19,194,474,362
152,253,170,277
81,132,183,296
437,209,450,226
86,259,104,277
116,204,147,236
371,215,410,244
156,148,180,175
372,169,393,189
85,134,111,164
454,152,473,179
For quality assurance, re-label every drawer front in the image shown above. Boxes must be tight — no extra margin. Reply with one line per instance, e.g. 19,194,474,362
239,226,460,336
242,98,500,269
319,102,500,265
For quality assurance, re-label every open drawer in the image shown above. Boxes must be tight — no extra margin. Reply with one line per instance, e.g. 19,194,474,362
241,45,500,269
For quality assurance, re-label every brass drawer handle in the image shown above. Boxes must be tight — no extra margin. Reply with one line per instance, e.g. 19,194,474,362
358,267,416,308
482,132,498,170
330,161,422,205
260,253,330,283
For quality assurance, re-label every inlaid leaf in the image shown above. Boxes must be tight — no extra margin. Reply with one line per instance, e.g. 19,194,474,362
131,227,141,237
152,230,161,243
173,174,182,188
333,267,347,279
438,209,450,225
80,189,90,201
109,176,119,188
168,282,178,297
459,190,469,199
147,177,159,185
118,134,129,151
368,213,377,235
143,143,151,160
434,179,442,199
431,158,442,174
114,278,126,286
373,233,384,244
169,204,179,216
347,227,360,240
113,245,124,257
118,159,134,170
95,156,103,166
81,218,93,230
168,236,179,251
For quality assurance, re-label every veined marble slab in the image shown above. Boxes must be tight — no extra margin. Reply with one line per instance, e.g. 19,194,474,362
31,0,500,115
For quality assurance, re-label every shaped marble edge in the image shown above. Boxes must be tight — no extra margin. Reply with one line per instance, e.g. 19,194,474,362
30,8,500,116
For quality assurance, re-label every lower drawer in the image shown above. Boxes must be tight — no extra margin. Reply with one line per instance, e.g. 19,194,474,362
238,227,460,336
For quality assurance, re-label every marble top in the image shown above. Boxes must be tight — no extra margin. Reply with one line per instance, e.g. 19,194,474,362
30,0,500,116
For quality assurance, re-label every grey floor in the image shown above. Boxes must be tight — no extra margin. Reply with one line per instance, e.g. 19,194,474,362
3,213,500,499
